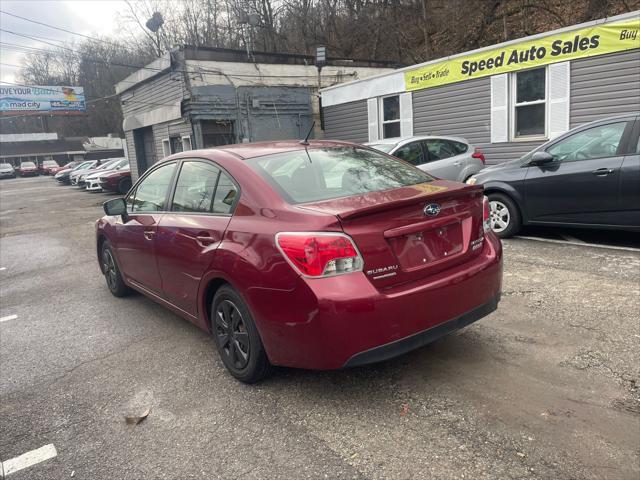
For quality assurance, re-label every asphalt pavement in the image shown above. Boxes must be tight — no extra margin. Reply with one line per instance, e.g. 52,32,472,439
1,176,638,479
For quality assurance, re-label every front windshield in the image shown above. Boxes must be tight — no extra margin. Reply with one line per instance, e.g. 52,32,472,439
366,143,395,153
21,162,36,167
74,162,93,170
43,161,58,166
97,160,118,170
247,146,433,204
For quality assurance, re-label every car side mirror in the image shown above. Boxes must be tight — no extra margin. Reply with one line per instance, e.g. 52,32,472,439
103,197,128,220
529,151,555,166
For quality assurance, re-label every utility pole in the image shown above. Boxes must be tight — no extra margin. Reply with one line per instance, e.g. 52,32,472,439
316,46,326,134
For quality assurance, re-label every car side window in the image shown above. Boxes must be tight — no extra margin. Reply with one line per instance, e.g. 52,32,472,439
451,141,468,155
394,142,426,166
171,161,220,213
212,172,238,214
423,139,455,161
546,122,629,162
129,162,176,213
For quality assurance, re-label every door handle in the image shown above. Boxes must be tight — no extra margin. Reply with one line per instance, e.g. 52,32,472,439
592,168,615,176
195,234,216,246
454,161,461,166
143,231,155,240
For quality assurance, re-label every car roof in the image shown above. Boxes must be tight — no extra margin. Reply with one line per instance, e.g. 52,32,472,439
365,135,470,147
580,113,639,126
211,140,357,160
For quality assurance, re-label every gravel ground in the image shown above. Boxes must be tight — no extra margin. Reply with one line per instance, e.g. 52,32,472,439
1,176,638,480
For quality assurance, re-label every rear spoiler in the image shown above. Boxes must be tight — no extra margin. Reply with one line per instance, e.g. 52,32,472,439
337,184,484,221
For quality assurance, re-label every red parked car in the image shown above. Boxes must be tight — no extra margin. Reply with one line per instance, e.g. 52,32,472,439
18,161,39,177
98,167,132,194
97,141,502,383
39,160,60,175
49,161,81,176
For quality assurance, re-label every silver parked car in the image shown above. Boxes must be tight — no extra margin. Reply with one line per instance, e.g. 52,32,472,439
365,136,485,182
0,163,16,179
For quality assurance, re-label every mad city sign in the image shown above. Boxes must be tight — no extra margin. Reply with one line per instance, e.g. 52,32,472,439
404,18,640,91
0,86,86,116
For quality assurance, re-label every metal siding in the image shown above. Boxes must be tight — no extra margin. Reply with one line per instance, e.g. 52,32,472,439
413,77,491,148
120,71,185,117
323,100,368,143
125,131,138,179
570,49,640,127
152,120,193,161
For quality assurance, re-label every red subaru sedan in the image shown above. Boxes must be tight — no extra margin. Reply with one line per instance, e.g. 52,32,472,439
97,141,502,383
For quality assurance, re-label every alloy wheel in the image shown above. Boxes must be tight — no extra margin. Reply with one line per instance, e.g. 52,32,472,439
489,200,510,233
215,300,250,370
102,249,117,291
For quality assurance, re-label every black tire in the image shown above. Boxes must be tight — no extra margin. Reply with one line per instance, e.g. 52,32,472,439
118,177,132,195
211,285,271,383
487,193,522,238
101,241,131,297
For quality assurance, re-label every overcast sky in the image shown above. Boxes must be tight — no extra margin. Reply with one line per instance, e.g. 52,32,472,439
0,0,127,85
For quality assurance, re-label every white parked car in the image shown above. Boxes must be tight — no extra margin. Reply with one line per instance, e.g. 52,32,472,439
365,135,485,182
85,159,129,192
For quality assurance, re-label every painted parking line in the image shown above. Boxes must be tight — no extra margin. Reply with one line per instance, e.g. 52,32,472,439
0,267,6,271
514,235,640,253
1,444,57,476
0,314,18,323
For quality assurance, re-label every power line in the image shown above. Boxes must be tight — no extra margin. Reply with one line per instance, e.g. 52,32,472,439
0,13,357,81
0,40,167,73
0,28,67,46
0,9,130,51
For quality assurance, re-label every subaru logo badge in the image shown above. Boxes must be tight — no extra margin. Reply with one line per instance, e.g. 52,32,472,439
424,203,441,216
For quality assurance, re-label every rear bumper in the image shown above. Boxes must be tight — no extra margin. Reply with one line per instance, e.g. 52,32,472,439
343,294,498,367
249,233,502,370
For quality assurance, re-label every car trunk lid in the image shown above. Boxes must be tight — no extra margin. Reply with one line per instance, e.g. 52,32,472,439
300,180,486,288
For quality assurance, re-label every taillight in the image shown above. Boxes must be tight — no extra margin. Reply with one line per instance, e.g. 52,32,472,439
276,232,363,277
472,149,486,165
483,196,491,233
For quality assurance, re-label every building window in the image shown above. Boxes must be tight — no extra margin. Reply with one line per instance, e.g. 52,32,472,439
380,95,401,139
162,138,171,157
170,136,183,154
181,135,192,151
511,67,546,138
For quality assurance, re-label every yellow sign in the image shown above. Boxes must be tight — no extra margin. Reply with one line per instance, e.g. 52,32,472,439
404,19,640,91
412,183,448,195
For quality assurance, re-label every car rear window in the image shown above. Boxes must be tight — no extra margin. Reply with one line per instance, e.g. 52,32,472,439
246,146,433,204
21,162,36,167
